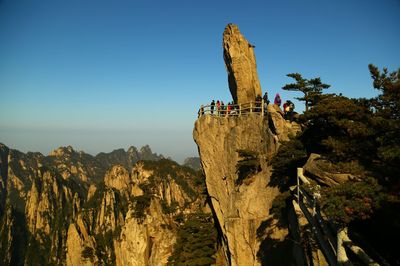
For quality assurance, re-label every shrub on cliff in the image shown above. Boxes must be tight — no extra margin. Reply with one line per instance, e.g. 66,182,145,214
319,177,385,225
300,94,376,165
270,138,307,191
289,65,400,264
235,149,261,185
167,212,217,266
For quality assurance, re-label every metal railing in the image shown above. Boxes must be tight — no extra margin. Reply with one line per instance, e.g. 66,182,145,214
197,100,268,118
295,168,379,266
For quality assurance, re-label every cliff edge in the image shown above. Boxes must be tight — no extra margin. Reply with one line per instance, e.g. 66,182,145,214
194,23,301,266
194,112,299,265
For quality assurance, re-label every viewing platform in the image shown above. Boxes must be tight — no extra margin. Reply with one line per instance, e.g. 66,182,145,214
197,100,269,118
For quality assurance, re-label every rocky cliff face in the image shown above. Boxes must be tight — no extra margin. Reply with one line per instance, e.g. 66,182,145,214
65,160,208,266
0,143,212,266
223,23,262,104
196,23,301,265
194,109,300,265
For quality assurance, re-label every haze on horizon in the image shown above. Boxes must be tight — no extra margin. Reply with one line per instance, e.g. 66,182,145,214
1,0,399,162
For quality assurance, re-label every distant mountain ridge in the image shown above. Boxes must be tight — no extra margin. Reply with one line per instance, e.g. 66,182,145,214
182,157,201,171
30,144,164,182
93,144,164,173
0,142,214,265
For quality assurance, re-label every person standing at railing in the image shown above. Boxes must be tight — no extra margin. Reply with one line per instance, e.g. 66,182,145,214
263,91,270,105
288,100,295,121
210,100,215,115
283,100,290,119
216,100,221,116
263,92,269,115
226,102,231,116
199,104,204,117
255,94,262,112
274,93,281,107
231,102,237,115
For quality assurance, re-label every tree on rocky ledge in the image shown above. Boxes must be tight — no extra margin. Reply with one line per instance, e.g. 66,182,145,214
282,73,330,111
167,212,217,266
275,65,400,263
368,64,400,184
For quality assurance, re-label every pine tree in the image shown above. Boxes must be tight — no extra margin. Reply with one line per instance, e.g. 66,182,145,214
368,64,400,183
282,73,330,111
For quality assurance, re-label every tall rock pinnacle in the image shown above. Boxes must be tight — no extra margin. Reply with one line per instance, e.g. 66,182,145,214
223,23,262,104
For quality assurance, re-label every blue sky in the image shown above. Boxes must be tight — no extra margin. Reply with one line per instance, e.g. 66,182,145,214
1,0,399,162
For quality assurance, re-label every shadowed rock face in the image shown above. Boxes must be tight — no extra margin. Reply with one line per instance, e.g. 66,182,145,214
196,24,301,263
223,24,262,104
194,113,299,266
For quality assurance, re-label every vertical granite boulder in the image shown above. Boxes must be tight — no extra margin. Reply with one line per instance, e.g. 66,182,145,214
223,23,262,104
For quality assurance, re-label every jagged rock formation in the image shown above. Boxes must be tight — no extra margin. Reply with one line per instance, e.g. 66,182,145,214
95,144,163,173
0,143,212,265
48,146,104,182
194,23,301,265
194,107,300,266
303,153,353,187
268,104,302,141
223,23,262,104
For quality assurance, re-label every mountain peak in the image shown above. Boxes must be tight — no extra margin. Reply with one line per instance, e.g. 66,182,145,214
49,145,76,157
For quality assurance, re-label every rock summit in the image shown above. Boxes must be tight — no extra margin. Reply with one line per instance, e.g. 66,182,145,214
223,23,262,104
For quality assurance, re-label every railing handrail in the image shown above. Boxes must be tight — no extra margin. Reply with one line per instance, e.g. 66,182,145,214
197,100,267,118
295,168,379,266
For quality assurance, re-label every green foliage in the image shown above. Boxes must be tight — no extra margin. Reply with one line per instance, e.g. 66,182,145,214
174,213,185,224
317,159,366,177
161,200,179,214
368,64,400,119
301,94,376,163
235,149,261,185
298,65,400,188
167,212,217,266
132,194,151,220
81,246,95,260
94,230,116,265
282,73,330,111
278,66,400,264
173,174,197,200
8,185,26,214
270,138,307,191
269,191,292,221
140,159,199,200
319,177,385,226
368,64,400,182
0,205,28,266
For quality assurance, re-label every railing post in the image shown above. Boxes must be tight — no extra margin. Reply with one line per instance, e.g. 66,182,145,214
239,104,241,116
313,195,316,216
261,99,264,116
250,102,253,114
297,168,301,204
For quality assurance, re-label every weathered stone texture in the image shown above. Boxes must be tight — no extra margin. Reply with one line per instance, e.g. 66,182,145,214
223,24,262,104
194,112,299,265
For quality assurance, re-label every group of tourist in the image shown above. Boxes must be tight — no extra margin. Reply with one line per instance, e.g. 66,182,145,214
203,100,237,116
198,91,295,120
273,93,295,120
